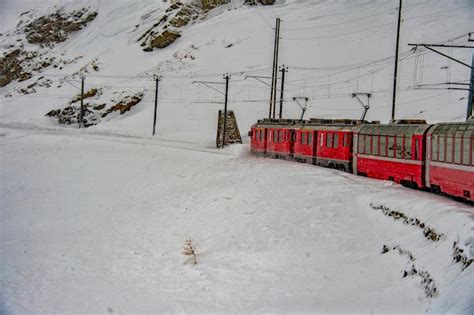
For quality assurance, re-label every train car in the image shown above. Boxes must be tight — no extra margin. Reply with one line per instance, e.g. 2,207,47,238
426,121,474,201
352,120,431,188
292,119,367,171
249,122,267,156
249,119,300,159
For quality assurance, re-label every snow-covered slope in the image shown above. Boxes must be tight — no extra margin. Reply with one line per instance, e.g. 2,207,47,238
1,0,473,144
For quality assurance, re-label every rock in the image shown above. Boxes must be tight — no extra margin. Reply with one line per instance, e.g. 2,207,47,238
201,0,230,10
25,9,98,46
147,30,181,50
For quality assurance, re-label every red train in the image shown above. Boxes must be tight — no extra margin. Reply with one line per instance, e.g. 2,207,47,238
249,118,474,202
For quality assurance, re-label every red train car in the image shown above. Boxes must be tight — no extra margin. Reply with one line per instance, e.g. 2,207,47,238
352,121,431,189
249,119,300,159
426,122,474,201
293,119,357,171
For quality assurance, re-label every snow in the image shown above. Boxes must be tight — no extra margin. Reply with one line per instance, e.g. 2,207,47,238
1,127,473,313
1,0,474,313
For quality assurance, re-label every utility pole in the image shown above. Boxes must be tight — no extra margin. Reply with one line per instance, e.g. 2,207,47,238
269,17,281,119
152,75,160,136
407,41,474,121
79,75,85,128
391,0,403,121
221,74,231,148
468,53,474,120
279,65,288,119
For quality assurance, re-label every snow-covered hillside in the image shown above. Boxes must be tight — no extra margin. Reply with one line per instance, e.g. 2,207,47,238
1,0,473,143
1,0,473,313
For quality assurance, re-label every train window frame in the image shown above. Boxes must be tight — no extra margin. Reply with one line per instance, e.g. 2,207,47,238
432,135,438,161
462,137,470,165
359,134,365,154
471,137,474,166
327,132,333,148
446,136,453,163
404,136,412,160
438,136,445,162
454,137,461,164
388,136,395,158
415,139,419,160
344,133,351,147
396,136,403,159
365,134,371,155
373,135,379,156
380,135,387,157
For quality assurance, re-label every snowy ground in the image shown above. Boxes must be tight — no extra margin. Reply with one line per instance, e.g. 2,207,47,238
1,127,473,313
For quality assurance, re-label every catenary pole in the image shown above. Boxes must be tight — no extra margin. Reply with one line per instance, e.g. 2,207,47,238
153,76,160,136
279,65,288,119
222,74,230,148
391,0,403,121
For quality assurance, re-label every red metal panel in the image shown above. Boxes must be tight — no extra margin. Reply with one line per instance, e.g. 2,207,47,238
430,164,474,201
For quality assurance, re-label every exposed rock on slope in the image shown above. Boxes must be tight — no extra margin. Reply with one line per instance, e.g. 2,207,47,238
46,90,144,127
139,2,200,52
25,9,98,46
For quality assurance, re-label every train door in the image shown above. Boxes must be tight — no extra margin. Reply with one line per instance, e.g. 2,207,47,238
311,131,317,165
289,129,297,157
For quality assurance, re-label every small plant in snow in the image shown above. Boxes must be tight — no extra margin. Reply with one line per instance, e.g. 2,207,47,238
182,238,198,265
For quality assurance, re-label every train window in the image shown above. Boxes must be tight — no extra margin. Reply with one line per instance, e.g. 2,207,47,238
274,130,278,143
446,137,453,163
291,132,296,142
308,133,313,146
415,139,419,160
404,137,412,159
320,133,324,147
373,135,379,156
334,133,339,149
462,138,470,165
388,136,395,157
344,134,351,147
359,135,365,154
432,135,438,161
471,137,474,166
327,133,333,148
439,136,445,162
396,136,403,159
302,132,307,145
279,130,283,143
454,137,462,164
261,130,264,142
365,135,371,155
380,136,387,156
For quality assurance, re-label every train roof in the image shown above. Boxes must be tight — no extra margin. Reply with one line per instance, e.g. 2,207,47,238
429,121,474,136
252,118,377,129
356,122,432,136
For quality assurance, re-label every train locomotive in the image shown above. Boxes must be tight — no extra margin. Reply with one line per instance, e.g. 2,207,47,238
249,118,474,202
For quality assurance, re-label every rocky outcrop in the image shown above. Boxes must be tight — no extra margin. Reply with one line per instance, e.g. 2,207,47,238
139,2,200,52
25,9,97,46
201,0,230,10
144,30,182,51
46,91,144,127
244,0,275,5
